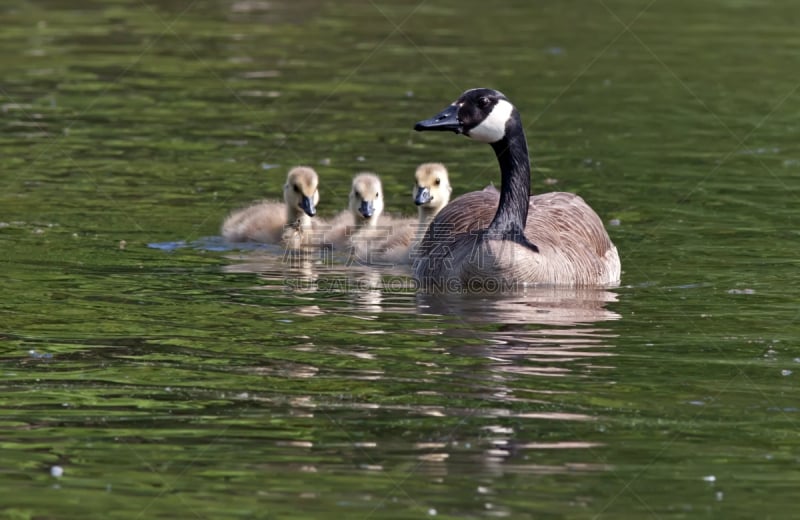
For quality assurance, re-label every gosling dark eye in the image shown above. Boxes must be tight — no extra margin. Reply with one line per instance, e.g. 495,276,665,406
376,192,380,198
293,184,300,193
477,96,490,108
435,178,441,185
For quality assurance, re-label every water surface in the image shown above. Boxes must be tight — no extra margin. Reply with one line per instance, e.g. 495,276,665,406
2,0,800,518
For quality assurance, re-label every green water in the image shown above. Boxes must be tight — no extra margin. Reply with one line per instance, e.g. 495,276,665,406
2,0,800,518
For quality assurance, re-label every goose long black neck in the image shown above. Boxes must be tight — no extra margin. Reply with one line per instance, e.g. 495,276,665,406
486,111,531,239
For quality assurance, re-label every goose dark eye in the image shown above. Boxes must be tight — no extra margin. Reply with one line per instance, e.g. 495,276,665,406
376,192,380,198
477,96,490,108
435,178,441,185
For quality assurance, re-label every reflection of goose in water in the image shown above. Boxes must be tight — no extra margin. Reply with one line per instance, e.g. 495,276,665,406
417,286,620,326
413,286,618,484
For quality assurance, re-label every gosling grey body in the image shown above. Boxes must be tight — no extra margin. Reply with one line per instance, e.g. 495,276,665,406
320,172,386,250
221,166,319,248
366,162,453,265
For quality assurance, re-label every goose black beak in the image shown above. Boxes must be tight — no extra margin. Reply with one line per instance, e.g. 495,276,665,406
300,195,316,217
414,104,462,133
414,186,432,205
359,200,374,219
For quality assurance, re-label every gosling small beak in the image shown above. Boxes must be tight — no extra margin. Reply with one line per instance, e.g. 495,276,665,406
414,104,462,133
358,199,374,219
300,195,316,217
414,186,432,206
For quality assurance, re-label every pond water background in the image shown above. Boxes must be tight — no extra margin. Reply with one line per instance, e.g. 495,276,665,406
2,0,800,518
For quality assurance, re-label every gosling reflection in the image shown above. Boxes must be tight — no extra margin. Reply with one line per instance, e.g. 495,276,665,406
222,247,322,296
348,268,383,316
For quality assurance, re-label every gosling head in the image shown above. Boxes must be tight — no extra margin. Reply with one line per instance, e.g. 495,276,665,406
412,162,452,211
283,166,319,218
349,172,384,227
413,88,517,144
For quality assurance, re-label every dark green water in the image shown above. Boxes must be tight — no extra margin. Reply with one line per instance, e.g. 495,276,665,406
2,0,800,518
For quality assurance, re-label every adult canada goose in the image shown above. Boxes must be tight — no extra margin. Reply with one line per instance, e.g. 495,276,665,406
369,162,453,265
221,166,319,248
321,172,385,250
412,88,620,291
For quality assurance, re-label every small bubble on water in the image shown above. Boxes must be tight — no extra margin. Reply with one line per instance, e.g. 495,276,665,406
427,508,437,516
609,218,621,227
51,466,64,478
781,369,793,377
727,288,755,295
702,475,716,483
715,491,724,501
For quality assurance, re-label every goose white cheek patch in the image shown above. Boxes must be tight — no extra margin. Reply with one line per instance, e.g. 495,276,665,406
468,99,513,143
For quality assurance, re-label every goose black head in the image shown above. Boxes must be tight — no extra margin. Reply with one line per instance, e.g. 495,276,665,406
414,88,516,144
